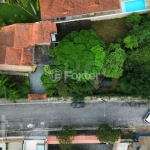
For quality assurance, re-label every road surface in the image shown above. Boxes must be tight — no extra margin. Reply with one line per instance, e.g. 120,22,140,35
0,101,149,130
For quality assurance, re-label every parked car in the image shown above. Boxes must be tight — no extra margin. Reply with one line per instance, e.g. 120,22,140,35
144,110,150,123
71,102,85,108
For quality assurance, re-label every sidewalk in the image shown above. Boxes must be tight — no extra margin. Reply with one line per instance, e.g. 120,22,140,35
136,126,150,134
0,96,148,105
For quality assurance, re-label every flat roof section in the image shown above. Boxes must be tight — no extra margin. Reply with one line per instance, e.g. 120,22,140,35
33,45,53,66
23,140,47,150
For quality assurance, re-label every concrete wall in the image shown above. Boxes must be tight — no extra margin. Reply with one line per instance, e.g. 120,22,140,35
56,9,150,23
90,10,150,21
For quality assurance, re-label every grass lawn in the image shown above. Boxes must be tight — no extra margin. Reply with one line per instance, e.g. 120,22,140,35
0,2,40,25
92,18,129,45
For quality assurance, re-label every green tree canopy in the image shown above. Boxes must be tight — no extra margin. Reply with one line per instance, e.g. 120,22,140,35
102,44,126,78
118,15,150,98
49,30,106,82
56,126,76,150
125,13,141,27
97,124,121,143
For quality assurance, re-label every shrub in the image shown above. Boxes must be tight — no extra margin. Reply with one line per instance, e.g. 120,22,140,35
97,124,121,143
56,126,76,150
126,13,141,27
117,78,132,94
146,13,150,21
123,35,138,50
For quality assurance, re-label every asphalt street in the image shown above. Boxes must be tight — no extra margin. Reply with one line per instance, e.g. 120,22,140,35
0,101,149,130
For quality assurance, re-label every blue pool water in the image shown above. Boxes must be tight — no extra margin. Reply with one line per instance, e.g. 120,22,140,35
122,0,146,12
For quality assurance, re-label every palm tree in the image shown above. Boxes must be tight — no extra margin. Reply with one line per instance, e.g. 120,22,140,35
0,75,19,102
5,0,39,18
0,75,9,98
7,89,20,102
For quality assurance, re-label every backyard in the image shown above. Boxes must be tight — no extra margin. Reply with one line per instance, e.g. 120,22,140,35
41,13,150,100
92,18,129,45
1,9,150,101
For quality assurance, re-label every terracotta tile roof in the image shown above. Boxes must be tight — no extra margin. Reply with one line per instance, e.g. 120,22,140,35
46,135,100,144
5,47,22,65
14,24,33,49
0,25,15,47
21,47,33,66
28,94,47,100
0,46,7,64
40,0,120,19
0,21,57,67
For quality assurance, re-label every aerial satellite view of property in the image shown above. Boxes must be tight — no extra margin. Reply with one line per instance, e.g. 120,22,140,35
0,0,150,150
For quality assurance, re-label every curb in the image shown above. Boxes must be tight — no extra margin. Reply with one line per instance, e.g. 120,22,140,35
0,97,149,105
0,100,148,106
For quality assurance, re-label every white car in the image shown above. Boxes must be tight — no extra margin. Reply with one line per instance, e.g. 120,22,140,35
144,110,150,123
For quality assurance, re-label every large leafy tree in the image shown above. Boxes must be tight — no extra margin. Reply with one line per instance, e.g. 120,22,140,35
57,79,93,101
48,30,106,82
125,13,141,27
118,15,150,98
102,44,126,78
97,124,121,143
119,63,150,98
56,126,76,150
41,75,93,99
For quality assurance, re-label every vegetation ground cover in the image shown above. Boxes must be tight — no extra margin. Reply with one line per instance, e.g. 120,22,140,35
41,12,150,100
92,18,129,45
0,0,40,26
0,74,30,102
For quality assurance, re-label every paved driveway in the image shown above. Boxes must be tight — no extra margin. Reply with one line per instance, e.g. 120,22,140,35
0,101,149,130
29,66,46,94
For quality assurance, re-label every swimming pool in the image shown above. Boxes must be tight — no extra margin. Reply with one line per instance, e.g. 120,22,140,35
122,0,146,13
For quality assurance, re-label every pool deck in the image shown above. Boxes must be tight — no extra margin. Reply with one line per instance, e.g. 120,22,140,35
146,0,150,9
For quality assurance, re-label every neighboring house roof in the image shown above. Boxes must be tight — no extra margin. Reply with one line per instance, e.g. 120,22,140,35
0,21,57,67
46,135,100,144
40,0,120,19
23,139,47,150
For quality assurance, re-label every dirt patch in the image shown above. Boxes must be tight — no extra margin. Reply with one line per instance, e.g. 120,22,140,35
92,18,129,45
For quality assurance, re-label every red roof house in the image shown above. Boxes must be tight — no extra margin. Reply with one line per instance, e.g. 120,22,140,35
0,21,57,71
40,0,120,20
46,135,100,144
